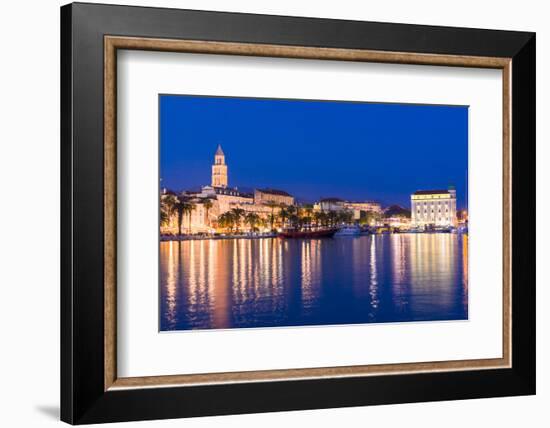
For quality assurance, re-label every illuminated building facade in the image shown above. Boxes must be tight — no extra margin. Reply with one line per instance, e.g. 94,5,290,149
211,144,228,188
314,199,381,221
411,187,457,228
161,145,388,235
161,145,293,235
344,201,382,220
254,188,294,206
317,198,345,212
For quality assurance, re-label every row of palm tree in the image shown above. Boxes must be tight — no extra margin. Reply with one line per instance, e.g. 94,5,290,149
279,205,354,230
161,195,214,235
216,204,354,233
161,194,356,235
218,209,265,233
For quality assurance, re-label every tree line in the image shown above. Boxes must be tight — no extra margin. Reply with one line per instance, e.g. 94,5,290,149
160,194,359,236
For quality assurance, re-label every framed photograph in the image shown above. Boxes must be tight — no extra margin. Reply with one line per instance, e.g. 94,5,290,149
61,2,535,424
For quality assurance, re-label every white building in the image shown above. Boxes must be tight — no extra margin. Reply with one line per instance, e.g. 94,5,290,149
344,201,382,220
316,198,345,212
161,145,293,235
411,187,457,228
254,188,294,206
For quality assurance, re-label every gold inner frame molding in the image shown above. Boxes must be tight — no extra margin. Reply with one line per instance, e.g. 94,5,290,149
104,35,512,391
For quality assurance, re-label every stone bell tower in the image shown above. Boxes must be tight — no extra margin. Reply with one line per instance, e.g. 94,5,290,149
211,144,228,188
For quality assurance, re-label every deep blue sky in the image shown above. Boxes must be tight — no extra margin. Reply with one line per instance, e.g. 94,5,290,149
160,95,468,209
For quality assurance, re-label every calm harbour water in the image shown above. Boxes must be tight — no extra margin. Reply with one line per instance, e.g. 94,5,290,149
160,234,468,331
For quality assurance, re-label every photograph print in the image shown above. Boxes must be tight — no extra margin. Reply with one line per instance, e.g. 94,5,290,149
159,95,469,332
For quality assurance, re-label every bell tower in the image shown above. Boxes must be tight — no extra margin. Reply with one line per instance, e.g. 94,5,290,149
211,144,228,188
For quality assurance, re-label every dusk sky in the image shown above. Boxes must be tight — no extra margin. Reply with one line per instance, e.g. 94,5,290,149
160,95,468,209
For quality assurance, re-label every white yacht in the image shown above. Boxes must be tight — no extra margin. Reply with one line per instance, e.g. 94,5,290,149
335,225,361,236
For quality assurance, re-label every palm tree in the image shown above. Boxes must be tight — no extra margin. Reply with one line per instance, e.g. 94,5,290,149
244,212,261,232
359,210,380,226
160,194,176,226
278,205,289,229
267,213,277,231
161,194,178,232
202,198,213,228
218,211,235,232
301,216,312,229
288,214,300,228
322,212,330,227
182,200,196,234
264,201,278,231
160,209,170,227
313,211,326,228
303,204,314,219
327,211,339,227
230,208,245,233
287,205,297,217
165,195,195,236
339,209,354,225
257,217,267,230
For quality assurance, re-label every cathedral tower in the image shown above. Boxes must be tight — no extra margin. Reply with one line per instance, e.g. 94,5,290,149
211,144,228,188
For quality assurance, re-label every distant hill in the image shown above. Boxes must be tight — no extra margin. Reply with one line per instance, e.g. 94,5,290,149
383,205,411,218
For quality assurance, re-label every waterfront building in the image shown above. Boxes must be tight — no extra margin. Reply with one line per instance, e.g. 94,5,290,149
344,201,382,220
385,216,411,229
160,192,219,235
203,145,256,214
161,145,294,235
161,144,389,235
411,187,457,228
254,188,294,206
185,199,213,234
201,185,254,214
316,198,380,217
317,197,346,212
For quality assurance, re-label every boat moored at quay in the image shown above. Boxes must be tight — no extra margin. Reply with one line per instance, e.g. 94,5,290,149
278,228,338,239
335,225,361,236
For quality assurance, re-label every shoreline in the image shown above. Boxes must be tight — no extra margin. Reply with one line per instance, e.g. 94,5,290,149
160,234,278,242
160,231,467,242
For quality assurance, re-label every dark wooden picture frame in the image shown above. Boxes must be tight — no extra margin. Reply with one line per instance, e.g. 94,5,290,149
61,2,535,424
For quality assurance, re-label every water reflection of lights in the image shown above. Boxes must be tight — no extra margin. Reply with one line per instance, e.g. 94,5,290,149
160,234,467,331
301,240,322,310
224,239,290,321
390,234,408,311
409,234,457,313
198,240,207,307
351,237,368,298
231,240,241,303
462,234,468,309
369,236,379,309
187,240,196,307
301,241,311,291
272,239,285,313
391,234,406,284
209,240,227,328
163,240,178,328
